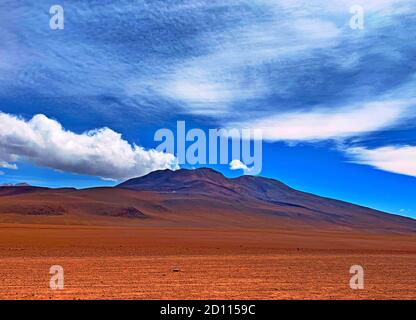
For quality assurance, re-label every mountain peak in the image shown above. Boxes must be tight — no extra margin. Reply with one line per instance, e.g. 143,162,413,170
120,167,223,182
116,167,293,203
117,167,229,192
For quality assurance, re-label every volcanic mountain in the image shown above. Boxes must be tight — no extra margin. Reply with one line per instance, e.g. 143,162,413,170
0,168,415,232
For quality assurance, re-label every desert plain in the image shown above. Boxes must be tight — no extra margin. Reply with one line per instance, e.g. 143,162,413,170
0,223,415,300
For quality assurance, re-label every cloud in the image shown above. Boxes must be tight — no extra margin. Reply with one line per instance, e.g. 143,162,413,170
229,159,256,175
231,99,415,141
2,1,415,127
1,0,416,179
162,79,234,115
0,112,179,180
159,16,341,115
346,145,416,177
229,159,249,171
0,161,17,170
273,0,415,14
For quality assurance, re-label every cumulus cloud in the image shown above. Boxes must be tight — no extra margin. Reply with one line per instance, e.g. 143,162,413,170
346,145,416,178
229,159,256,175
232,99,415,142
230,159,249,171
0,112,179,180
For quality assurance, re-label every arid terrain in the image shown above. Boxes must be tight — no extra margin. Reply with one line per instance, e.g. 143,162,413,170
0,169,415,299
0,224,415,300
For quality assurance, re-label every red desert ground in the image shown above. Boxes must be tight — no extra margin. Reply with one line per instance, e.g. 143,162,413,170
0,168,415,299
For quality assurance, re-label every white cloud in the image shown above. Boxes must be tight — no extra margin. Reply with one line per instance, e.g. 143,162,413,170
229,159,256,175
293,19,341,40
159,17,341,115
165,80,232,104
232,99,415,141
0,112,179,180
273,0,415,14
346,145,416,177
0,161,17,170
229,159,249,171
163,79,233,115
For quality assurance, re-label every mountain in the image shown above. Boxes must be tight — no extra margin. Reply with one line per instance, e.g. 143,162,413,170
120,168,416,232
117,168,239,196
117,168,319,204
0,168,415,232
0,182,31,187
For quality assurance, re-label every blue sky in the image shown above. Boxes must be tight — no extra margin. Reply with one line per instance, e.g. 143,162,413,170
0,0,415,217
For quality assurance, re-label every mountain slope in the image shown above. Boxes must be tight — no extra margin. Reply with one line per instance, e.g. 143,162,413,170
0,168,414,232
117,168,416,232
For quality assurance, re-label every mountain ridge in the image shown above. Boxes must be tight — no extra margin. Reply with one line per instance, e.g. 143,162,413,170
0,168,414,232
117,168,407,218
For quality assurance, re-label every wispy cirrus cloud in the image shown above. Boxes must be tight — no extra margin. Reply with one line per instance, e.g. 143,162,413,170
158,17,342,115
2,0,415,125
231,99,415,142
347,145,416,178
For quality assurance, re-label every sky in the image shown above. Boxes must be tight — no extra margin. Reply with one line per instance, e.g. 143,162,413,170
0,0,415,218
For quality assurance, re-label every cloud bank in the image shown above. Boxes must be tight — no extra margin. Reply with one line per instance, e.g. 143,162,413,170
0,112,179,180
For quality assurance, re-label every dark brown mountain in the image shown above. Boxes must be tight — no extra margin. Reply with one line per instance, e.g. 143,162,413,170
0,168,414,233
115,168,416,232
